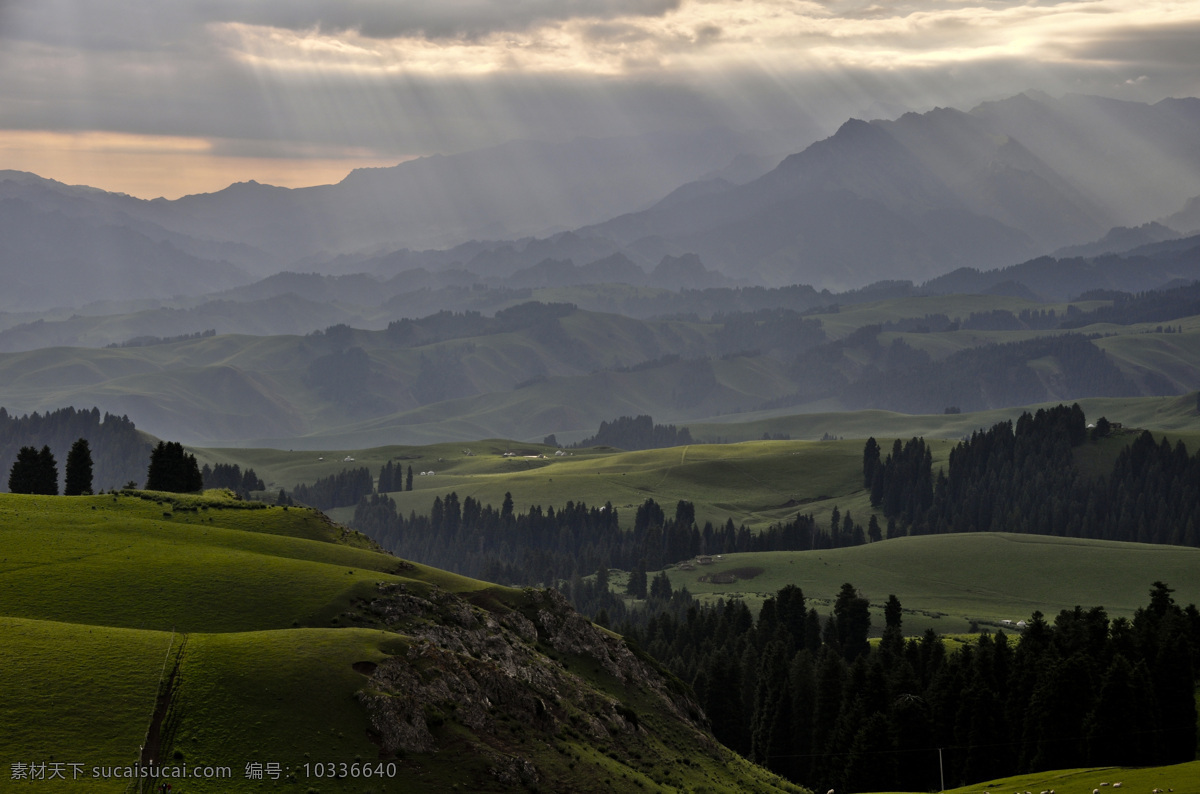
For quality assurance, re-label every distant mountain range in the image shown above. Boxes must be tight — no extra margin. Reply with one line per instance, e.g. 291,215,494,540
575,93,1200,288
3,229,1199,353
3,91,1200,314
0,128,788,311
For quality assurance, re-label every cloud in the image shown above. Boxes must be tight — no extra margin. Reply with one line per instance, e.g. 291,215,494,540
2,0,1199,199
1067,21,1200,69
211,0,684,40
0,0,683,54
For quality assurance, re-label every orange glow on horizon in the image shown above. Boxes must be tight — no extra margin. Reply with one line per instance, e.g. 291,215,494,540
0,131,409,199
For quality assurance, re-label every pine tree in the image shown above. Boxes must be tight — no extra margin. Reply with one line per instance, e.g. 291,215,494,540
7,446,42,494
36,446,58,495
884,594,903,631
145,441,203,492
240,468,264,493
833,582,871,662
862,437,881,487
649,571,673,600
1084,654,1154,765
64,438,93,495
378,461,394,493
626,561,648,599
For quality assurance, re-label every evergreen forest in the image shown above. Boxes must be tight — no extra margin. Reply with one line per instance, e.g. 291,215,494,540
602,580,1199,792
0,407,148,492
341,402,1200,791
867,404,1200,546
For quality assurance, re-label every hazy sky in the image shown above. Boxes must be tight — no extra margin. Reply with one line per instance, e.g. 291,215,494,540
1,0,1196,199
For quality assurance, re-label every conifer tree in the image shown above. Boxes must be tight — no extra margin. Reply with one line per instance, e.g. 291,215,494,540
862,437,880,487
145,441,202,492
64,438,93,495
625,561,648,599
649,570,672,600
36,446,58,495
240,468,264,493
833,582,871,662
7,446,42,494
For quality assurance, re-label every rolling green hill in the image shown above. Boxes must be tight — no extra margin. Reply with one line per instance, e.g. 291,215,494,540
193,399,1200,542
915,760,1200,794
0,490,801,793
198,436,909,534
652,532,1200,635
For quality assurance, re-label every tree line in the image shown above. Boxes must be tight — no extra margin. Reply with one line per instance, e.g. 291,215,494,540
201,462,265,496
7,439,94,495
600,580,1198,793
145,441,203,492
376,460,413,493
866,403,1200,546
349,492,874,587
291,467,374,511
571,415,693,451
0,407,148,492
7,438,207,495
1061,281,1200,328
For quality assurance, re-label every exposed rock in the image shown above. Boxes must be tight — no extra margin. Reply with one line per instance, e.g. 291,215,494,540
355,582,716,774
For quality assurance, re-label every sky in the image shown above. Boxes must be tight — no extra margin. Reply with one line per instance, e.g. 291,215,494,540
0,0,1197,200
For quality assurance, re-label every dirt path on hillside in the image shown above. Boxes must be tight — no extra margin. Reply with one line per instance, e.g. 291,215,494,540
139,634,187,791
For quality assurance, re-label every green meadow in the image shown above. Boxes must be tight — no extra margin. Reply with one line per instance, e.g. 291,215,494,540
199,395,1200,537
881,760,1200,794
164,628,406,793
5,394,1200,791
0,489,803,793
0,491,497,792
653,532,1200,635
1,617,174,792
333,437,914,533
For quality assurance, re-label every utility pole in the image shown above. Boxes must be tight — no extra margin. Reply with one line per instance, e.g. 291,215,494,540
938,747,945,792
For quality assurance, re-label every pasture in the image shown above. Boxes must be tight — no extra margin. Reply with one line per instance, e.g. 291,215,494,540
881,760,1200,794
0,490,501,792
655,533,1200,635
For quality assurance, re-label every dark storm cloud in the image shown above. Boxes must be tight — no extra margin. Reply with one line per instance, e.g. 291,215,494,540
1067,21,1200,69
0,0,681,50
1,0,1197,198
212,0,683,39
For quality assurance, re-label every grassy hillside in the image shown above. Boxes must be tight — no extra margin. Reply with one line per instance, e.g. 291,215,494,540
0,490,801,793
206,437,918,533
692,392,1200,443
653,532,1200,636
899,760,1200,794
201,401,1200,541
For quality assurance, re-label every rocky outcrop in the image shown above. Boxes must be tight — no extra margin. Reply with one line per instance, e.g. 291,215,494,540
353,582,717,785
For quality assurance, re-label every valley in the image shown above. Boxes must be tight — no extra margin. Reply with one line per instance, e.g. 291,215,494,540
3,84,1200,793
